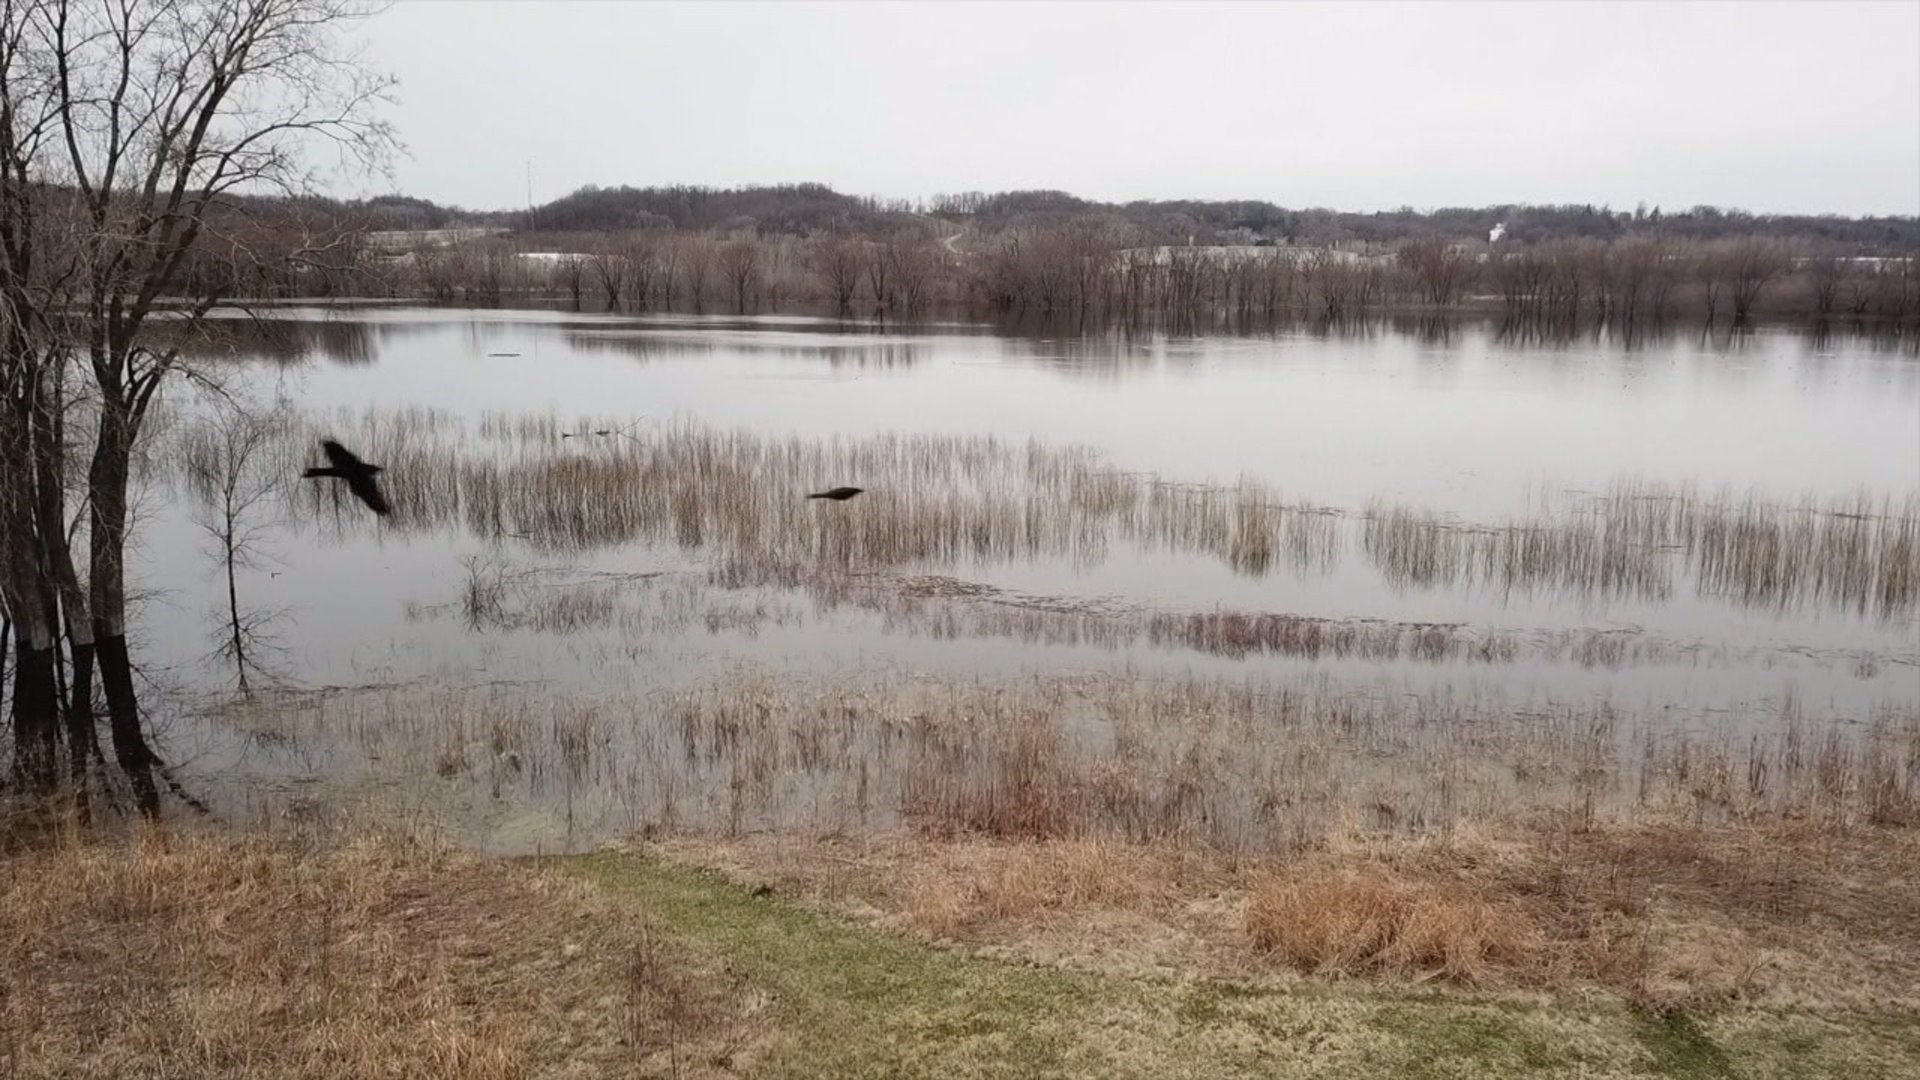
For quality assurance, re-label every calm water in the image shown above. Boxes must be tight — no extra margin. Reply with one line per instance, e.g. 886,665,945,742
137,308,1920,839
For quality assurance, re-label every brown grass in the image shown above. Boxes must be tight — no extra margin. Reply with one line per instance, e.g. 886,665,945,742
899,836,1187,937
657,819,1920,1010
0,825,768,1079
1244,864,1527,984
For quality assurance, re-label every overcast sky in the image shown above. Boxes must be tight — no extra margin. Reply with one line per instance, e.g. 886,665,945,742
356,0,1920,217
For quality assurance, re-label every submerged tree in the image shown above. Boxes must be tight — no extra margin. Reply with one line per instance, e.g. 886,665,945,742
1725,238,1792,322
183,402,293,696
0,0,392,817
719,238,760,314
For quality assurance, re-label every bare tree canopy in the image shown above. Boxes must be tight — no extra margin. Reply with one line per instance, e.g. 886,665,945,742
0,0,391,819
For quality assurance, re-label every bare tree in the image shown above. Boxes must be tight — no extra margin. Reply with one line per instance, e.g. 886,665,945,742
587,240,627,310
682,236,714,312
816,236,863,314
863,237,894,313
622,231,657,309
1608,237,1669,326
0,32,97,807
719,239,760,314
1693,243,1728,324
1396,235,1480,306
1726,238,1791,322
182,402,291,696
1844,260,1878,317
0,0,392,816
553,252,587,309
653,233,680,307
885,236,940,315
1804,249,1850,318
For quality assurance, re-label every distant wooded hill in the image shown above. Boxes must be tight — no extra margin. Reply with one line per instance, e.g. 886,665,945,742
306,184,1917,251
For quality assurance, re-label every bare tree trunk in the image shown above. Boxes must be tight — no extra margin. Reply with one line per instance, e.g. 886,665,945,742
9,634,59,792
2,380,64,798
1,536,61,797
95,634,156,814
66,630,96,803
223,517,250,697
88,399,159,818
30,368,97,805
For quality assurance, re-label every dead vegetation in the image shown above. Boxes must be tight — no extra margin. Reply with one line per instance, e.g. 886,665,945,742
388,554,1903,684
0,825,768,1079
164,408,1919,621
660,820,1920,1010
208,667,1919,869
5,814,1912,1080
1366,483,1920,618
194,662,1918,1012
1244,865,1523,984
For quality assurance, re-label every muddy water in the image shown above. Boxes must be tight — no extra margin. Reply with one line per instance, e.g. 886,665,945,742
138,308,1920,846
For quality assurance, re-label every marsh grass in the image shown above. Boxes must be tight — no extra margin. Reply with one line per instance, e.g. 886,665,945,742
209,668,1919,856
396,554,1903,680
167,406,1919,619
1368,482,1920,618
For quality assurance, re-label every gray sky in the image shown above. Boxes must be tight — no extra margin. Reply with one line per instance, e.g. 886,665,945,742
359,0,1920,216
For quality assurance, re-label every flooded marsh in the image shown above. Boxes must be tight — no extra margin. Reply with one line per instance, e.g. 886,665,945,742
133,308,1919,853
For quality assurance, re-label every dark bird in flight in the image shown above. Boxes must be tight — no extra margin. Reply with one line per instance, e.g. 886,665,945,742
303,439,391,516
807,486,865,501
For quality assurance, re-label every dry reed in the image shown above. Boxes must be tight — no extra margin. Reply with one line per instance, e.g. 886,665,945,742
208,669,1918,855
166,407,1918,619
1244,864,1528,983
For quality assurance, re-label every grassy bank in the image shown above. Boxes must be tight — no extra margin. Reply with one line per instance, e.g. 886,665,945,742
5,824,1917,1078
575,846,1920,1079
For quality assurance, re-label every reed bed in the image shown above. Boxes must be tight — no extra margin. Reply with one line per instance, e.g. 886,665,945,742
168,403,1920,622
208,668,1919,856
1367,482,1920,617
397,555,1905,679
167,406,1919,618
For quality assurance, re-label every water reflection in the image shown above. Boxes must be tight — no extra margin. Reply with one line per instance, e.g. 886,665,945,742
128,307,1919,723
193,303,1920,370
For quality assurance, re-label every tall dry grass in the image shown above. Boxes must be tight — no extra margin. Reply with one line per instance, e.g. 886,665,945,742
1366,482,1920,618
211,669,1920,856
162,406,1919,620
1244,864,1527,983
0,824,762,1079
664,819,1920,1005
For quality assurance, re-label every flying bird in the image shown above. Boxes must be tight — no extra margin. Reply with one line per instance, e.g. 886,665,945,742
807,486,865,501
303,439,391,516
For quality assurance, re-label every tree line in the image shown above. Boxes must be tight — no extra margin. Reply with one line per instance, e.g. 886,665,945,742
170,180,1920,326
192,221,1918,327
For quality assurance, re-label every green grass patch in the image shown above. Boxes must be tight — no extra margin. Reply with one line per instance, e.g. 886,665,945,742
569,850,1920,1079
